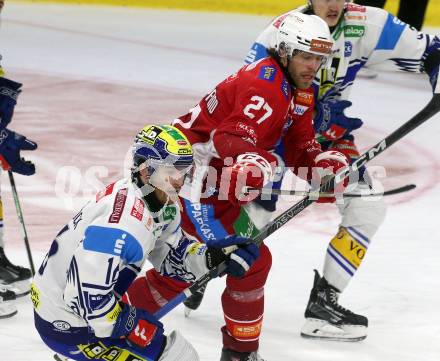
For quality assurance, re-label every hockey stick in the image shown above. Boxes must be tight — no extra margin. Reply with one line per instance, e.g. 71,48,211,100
8,171,35,276
246,183,416,198
153,94,440,320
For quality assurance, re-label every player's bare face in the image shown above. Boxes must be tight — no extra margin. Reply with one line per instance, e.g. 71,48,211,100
312,0,345,27
288,52,324,89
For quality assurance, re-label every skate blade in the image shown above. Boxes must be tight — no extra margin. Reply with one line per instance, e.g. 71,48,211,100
184,306,192,318
300,318,367,342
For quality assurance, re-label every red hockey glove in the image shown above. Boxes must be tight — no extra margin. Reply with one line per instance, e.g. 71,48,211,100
222,153,274,206
314,150,349,203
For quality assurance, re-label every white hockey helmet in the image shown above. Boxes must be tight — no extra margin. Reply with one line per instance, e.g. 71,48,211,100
275,13,333,62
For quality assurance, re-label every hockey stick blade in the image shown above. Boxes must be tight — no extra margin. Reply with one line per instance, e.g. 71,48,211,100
153,94,440,320
253,183,416,198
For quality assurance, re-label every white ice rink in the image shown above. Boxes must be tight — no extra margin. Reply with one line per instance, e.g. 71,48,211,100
1,2,440,360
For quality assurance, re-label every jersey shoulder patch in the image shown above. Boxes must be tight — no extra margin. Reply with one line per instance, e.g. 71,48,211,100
83,225,144,263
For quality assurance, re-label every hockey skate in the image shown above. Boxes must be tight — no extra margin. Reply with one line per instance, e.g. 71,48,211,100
300,270,368,342
0,286,17,318
183,283,207,317
220,348,266,361
0,247,32,296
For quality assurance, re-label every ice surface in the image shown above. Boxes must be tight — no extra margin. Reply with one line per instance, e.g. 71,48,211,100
1,3,439,361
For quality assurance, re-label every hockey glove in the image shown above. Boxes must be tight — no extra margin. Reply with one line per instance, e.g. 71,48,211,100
111,303,164,349
423,36,440,94
205,236,260,278
223,153,274,206
0,77,22,128
314,150,349,203
0,129,37,175
314,99,363,142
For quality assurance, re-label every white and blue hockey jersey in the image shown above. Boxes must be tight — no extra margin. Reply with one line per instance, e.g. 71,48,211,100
246,3,435,105
31,178,209,343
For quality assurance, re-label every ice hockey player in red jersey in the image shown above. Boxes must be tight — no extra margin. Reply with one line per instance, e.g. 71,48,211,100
125,13,349,361
243,0,440,342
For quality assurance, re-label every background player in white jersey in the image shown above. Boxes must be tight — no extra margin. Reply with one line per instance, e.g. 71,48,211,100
32,125,259,361
0,0,38,318
244,0,440,341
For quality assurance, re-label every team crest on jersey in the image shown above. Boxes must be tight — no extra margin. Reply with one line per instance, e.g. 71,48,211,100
258,66,276,82
345,41,353,57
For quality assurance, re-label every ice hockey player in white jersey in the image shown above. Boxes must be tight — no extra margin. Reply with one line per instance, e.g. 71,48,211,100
32,125,259,361
242,0,440,341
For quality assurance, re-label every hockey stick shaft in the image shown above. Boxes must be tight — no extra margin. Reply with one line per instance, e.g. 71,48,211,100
8,171,35,276
250,183,416,198
154,94,440,320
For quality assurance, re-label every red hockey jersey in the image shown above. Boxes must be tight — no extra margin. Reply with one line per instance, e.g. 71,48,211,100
173,56,322,200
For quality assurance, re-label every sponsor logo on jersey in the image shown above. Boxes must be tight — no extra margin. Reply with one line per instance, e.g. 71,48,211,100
236,122,257,145
344,25,365,38
345,41,353,57
346,14,366,21
258,66,276,82
187,242,207,256
113,233,126,255
130,198,145,221
52,320,71,331
145,216,153,230
293,104,309,116
163,206,177,221
296,91,313,105
184,200,228,242
310,39,333,55
281,78,290,99
108,188,128,223
89,294,113,311
346,3,366,12
106,302,122,323
30,283,41,309
96,182,115,202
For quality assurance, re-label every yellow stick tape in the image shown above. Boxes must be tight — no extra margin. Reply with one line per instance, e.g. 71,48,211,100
15,0,440,26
